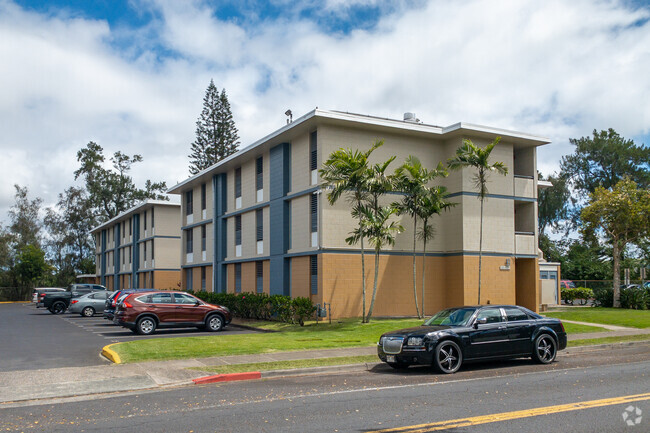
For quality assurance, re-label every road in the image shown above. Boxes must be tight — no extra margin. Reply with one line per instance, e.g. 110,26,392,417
0,303,254,372
1,341,648,432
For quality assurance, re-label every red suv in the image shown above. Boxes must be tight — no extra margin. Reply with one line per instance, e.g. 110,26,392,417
113,291,231,335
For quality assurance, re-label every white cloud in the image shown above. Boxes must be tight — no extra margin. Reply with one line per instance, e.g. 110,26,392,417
0,0,649,225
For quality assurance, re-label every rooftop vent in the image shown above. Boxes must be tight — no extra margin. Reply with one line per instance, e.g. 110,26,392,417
403,112,420,123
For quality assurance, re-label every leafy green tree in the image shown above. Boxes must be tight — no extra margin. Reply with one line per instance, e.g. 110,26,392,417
581,178,650,307
348,204,402,322
188,80,240,174
14,244,49,290
44,187,96,284
320,140,382,322
561,129,650,197
448,137,508,304
74,141,168,222
8,185,42,250
417,186,454,316
558,239,612,281
393,156,447,318
537,171,570,236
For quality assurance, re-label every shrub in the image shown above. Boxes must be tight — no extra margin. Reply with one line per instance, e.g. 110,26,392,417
561,287,594,305
620,287,649,310
592,287,613,308
192,291,316,324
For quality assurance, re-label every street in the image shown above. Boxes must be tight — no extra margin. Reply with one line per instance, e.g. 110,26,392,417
1,341,648,432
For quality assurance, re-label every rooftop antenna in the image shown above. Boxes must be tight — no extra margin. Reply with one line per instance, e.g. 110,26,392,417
285,109,293,124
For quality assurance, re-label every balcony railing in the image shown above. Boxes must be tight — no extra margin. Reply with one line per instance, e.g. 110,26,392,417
515,232,536,255
514,175,535,199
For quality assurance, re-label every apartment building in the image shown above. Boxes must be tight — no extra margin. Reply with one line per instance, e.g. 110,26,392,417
168,109,549,318
91,199,181,291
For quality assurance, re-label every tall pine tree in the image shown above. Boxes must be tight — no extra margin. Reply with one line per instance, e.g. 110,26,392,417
188,80,240,174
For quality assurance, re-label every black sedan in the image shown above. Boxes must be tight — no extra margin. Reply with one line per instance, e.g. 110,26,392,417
377,305,567,374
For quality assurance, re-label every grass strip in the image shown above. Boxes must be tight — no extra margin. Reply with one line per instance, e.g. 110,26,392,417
562,322,606,333
568,334,650,347
190,355,379,374
545,308,650,329
113,318,423,363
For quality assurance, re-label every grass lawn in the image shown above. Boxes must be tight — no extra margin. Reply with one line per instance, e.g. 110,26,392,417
113,318,423,363
563,322,606,333
545,308,650,329
568,334,650,347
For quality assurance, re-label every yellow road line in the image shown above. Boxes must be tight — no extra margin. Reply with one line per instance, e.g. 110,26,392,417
370,392,650,433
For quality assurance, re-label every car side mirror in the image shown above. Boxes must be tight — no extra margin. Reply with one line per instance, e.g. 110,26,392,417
474,317,487,328
195,301,201,306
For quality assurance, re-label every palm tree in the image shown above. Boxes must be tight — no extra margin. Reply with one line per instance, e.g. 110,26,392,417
393,156,447,318
417,185,455,315
349,204,403,321
319,140,383,322
447,137,508,305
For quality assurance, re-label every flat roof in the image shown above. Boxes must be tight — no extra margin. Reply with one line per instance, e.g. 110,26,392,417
168,108,551,194
90,196,180,233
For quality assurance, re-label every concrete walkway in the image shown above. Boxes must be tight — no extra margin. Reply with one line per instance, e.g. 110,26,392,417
2,322,650,406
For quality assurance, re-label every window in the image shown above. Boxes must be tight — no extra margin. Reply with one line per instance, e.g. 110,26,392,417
186,228,193,254
201,183,207,211
174,293,197,304
129,219,132,236
235,167,241,200
201,266,206,290
151,207,154,228
310,130,317,171
122,249,125,264
201,225,207,252
504,307,529,322
310,256,318,295
235,263,241,293
128,246,131,263
310,193,318,233
256,261,263,293
122,221,125,239
152,292,173,304
235,215,242,246
186,190,193,215
186,270,193,291
151,240,154,260
476,308,503,324
256,209,263,242
256,157,263,191
143,210,147,230
143,242,147,261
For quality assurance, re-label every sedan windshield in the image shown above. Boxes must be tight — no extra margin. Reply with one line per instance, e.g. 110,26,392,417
424,308,476,327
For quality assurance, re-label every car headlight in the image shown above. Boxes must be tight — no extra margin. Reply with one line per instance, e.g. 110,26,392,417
407,337,424,346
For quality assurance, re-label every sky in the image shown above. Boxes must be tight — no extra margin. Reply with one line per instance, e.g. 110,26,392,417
1,0,649,225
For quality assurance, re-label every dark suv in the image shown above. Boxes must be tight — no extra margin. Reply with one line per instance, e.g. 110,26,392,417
113,291,231,335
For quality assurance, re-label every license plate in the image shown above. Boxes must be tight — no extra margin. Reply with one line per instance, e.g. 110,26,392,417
386,355,396,363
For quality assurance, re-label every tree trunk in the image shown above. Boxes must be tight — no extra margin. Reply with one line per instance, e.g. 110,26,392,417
477,196,484,305
361,233,367,323
366,249,380,321
412,215,420,318
612,240,621,308
421,232,427,317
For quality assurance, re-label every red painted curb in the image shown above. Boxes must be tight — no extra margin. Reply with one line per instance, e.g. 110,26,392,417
193,371,262,385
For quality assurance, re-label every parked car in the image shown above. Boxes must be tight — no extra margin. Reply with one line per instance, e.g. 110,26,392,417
377,305,567,374
69,291,114,317
32,288,65,308
42,284,108,314
113,290,231,335
560,280,575,289
103,289,154,321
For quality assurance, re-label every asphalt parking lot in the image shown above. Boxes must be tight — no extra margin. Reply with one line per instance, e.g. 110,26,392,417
0,303,255,373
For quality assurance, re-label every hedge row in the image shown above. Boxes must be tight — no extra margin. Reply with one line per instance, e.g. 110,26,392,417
593,286,650,310
190,291,317,326
561,287,594,305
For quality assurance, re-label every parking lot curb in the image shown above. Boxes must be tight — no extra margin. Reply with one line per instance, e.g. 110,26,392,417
102,344,122,364
192,371,262,384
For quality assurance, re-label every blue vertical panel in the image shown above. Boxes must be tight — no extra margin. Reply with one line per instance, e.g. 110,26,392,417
213,173,228,293
133,214,140,288
269,143,291,295
100,230,107,286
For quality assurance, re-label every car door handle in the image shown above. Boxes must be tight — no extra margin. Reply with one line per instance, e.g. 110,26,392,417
498,326,507,330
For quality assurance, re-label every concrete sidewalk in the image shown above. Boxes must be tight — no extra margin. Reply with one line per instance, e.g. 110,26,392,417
2,325,650,405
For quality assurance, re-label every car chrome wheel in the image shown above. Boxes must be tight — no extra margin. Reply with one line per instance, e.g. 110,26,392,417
206,315,223,332
433,340,462,374
82,307,95,317
136,317,156,335
533,334,557,364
